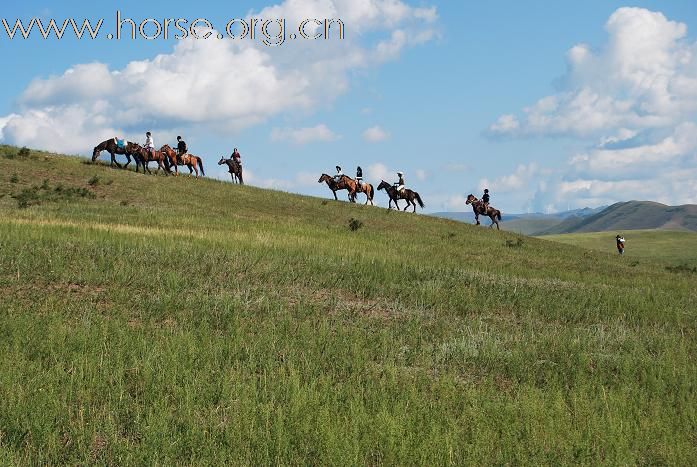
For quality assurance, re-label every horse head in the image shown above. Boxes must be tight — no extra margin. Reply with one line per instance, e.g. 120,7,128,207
318,174,331,183
465,194,476,205
218,157,227,166
377,180,390,191
92,146,100,161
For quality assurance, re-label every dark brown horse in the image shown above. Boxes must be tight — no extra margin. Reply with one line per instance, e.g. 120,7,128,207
161,145,205,177
218,157,243,184
377,181,424,212
354,181,375,206
466,194,502,230
92,138,139,169
318,174,358,202
129,143,170,175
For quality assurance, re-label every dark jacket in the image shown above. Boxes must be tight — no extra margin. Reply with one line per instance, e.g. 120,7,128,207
482,193,490,203
356,167,363,178
177,140,187,153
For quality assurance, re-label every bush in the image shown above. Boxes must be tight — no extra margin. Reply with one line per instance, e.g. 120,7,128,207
505,238,524,248
348,218,363,232
88,175,100,186
10,174,19,183
17,147,31,158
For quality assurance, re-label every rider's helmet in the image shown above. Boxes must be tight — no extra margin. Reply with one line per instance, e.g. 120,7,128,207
484,188,489,193
146,131,151,136
336,166,341,171
397,171,404,176
177,136,182,140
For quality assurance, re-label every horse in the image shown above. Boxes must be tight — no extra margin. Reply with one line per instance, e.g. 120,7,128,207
218,157,244,184
129,143,170,175
465,194,502,230
355,181,375,206
92,138,139,169
376,181,425,212
161,145,205,177
318,174,358,202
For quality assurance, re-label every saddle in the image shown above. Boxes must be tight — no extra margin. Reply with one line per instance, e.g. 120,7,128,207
179,154,191,165
115,138,126,149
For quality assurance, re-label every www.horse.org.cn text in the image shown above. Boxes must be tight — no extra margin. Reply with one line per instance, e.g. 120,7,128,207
0,12,346,46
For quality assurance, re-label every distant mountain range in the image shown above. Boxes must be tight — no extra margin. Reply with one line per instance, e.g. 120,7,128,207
432,201,697,235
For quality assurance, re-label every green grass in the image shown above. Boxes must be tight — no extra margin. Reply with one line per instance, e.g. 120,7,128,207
1,148,696,464
541,229,697,269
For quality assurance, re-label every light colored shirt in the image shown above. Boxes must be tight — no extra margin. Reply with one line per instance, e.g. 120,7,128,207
145,135,154,149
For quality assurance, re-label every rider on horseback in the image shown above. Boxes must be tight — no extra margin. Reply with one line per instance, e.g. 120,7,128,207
355,166,363,193
232,148,242,166
481,188,490,213
144,132,155,158
176,136,188,164
394,171,405,197
334,166,343,183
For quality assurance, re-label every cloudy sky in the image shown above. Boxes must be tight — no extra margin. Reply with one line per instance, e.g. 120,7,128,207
0,0,696,213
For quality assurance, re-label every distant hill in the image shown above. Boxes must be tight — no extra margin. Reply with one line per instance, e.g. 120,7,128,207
537,201,697,235
432,206,606,235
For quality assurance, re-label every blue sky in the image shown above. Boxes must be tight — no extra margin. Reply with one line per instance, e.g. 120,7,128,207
1,0,696,213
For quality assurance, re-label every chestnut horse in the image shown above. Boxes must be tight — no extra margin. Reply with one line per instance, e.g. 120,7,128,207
218,157,243,184
377,180,424,212
465,194,502,230
161,145,205,177
318,174,358,202
92,138,139,169
355,181,375,205
129,143,170,175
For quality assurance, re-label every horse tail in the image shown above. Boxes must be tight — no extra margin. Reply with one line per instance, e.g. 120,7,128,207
415,192,425,208
368,184,374,200
496,210,502,221
197,157,205,176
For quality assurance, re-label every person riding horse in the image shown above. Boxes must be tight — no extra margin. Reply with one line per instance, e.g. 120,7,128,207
144,131,155,159
394,171,405,197
334,166,343,183
176,136,188,163
232,148,242,166
482,188,490,213
355,166,363,193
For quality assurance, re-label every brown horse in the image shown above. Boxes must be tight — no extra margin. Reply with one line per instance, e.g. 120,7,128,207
466,194,502,230
318,174,358,202
129,143,170,175
92,138,139,169
218,157,243,184
355,181,375,205
161,145,205,177
377,180,424,212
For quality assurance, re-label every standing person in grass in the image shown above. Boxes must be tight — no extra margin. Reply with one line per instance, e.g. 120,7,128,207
616,234,625,255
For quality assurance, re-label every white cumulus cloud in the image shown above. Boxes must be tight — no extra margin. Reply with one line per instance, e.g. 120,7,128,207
362,125,390,142
0,0,439,153
271,124,339,144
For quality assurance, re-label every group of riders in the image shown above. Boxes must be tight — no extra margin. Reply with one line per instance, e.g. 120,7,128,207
331,165,493,212
141,131,242,167
332,165,408,196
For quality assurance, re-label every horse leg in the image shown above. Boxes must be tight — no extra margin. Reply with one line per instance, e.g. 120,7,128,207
110,151,122,169
333,190,338,201
124,153,131,169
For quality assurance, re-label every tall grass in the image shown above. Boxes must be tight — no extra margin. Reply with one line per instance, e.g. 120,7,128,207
0,149,695,464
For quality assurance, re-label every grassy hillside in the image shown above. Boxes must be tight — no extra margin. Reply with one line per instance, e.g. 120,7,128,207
540,229,697,269
539,201,697,234
1,146,696,464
